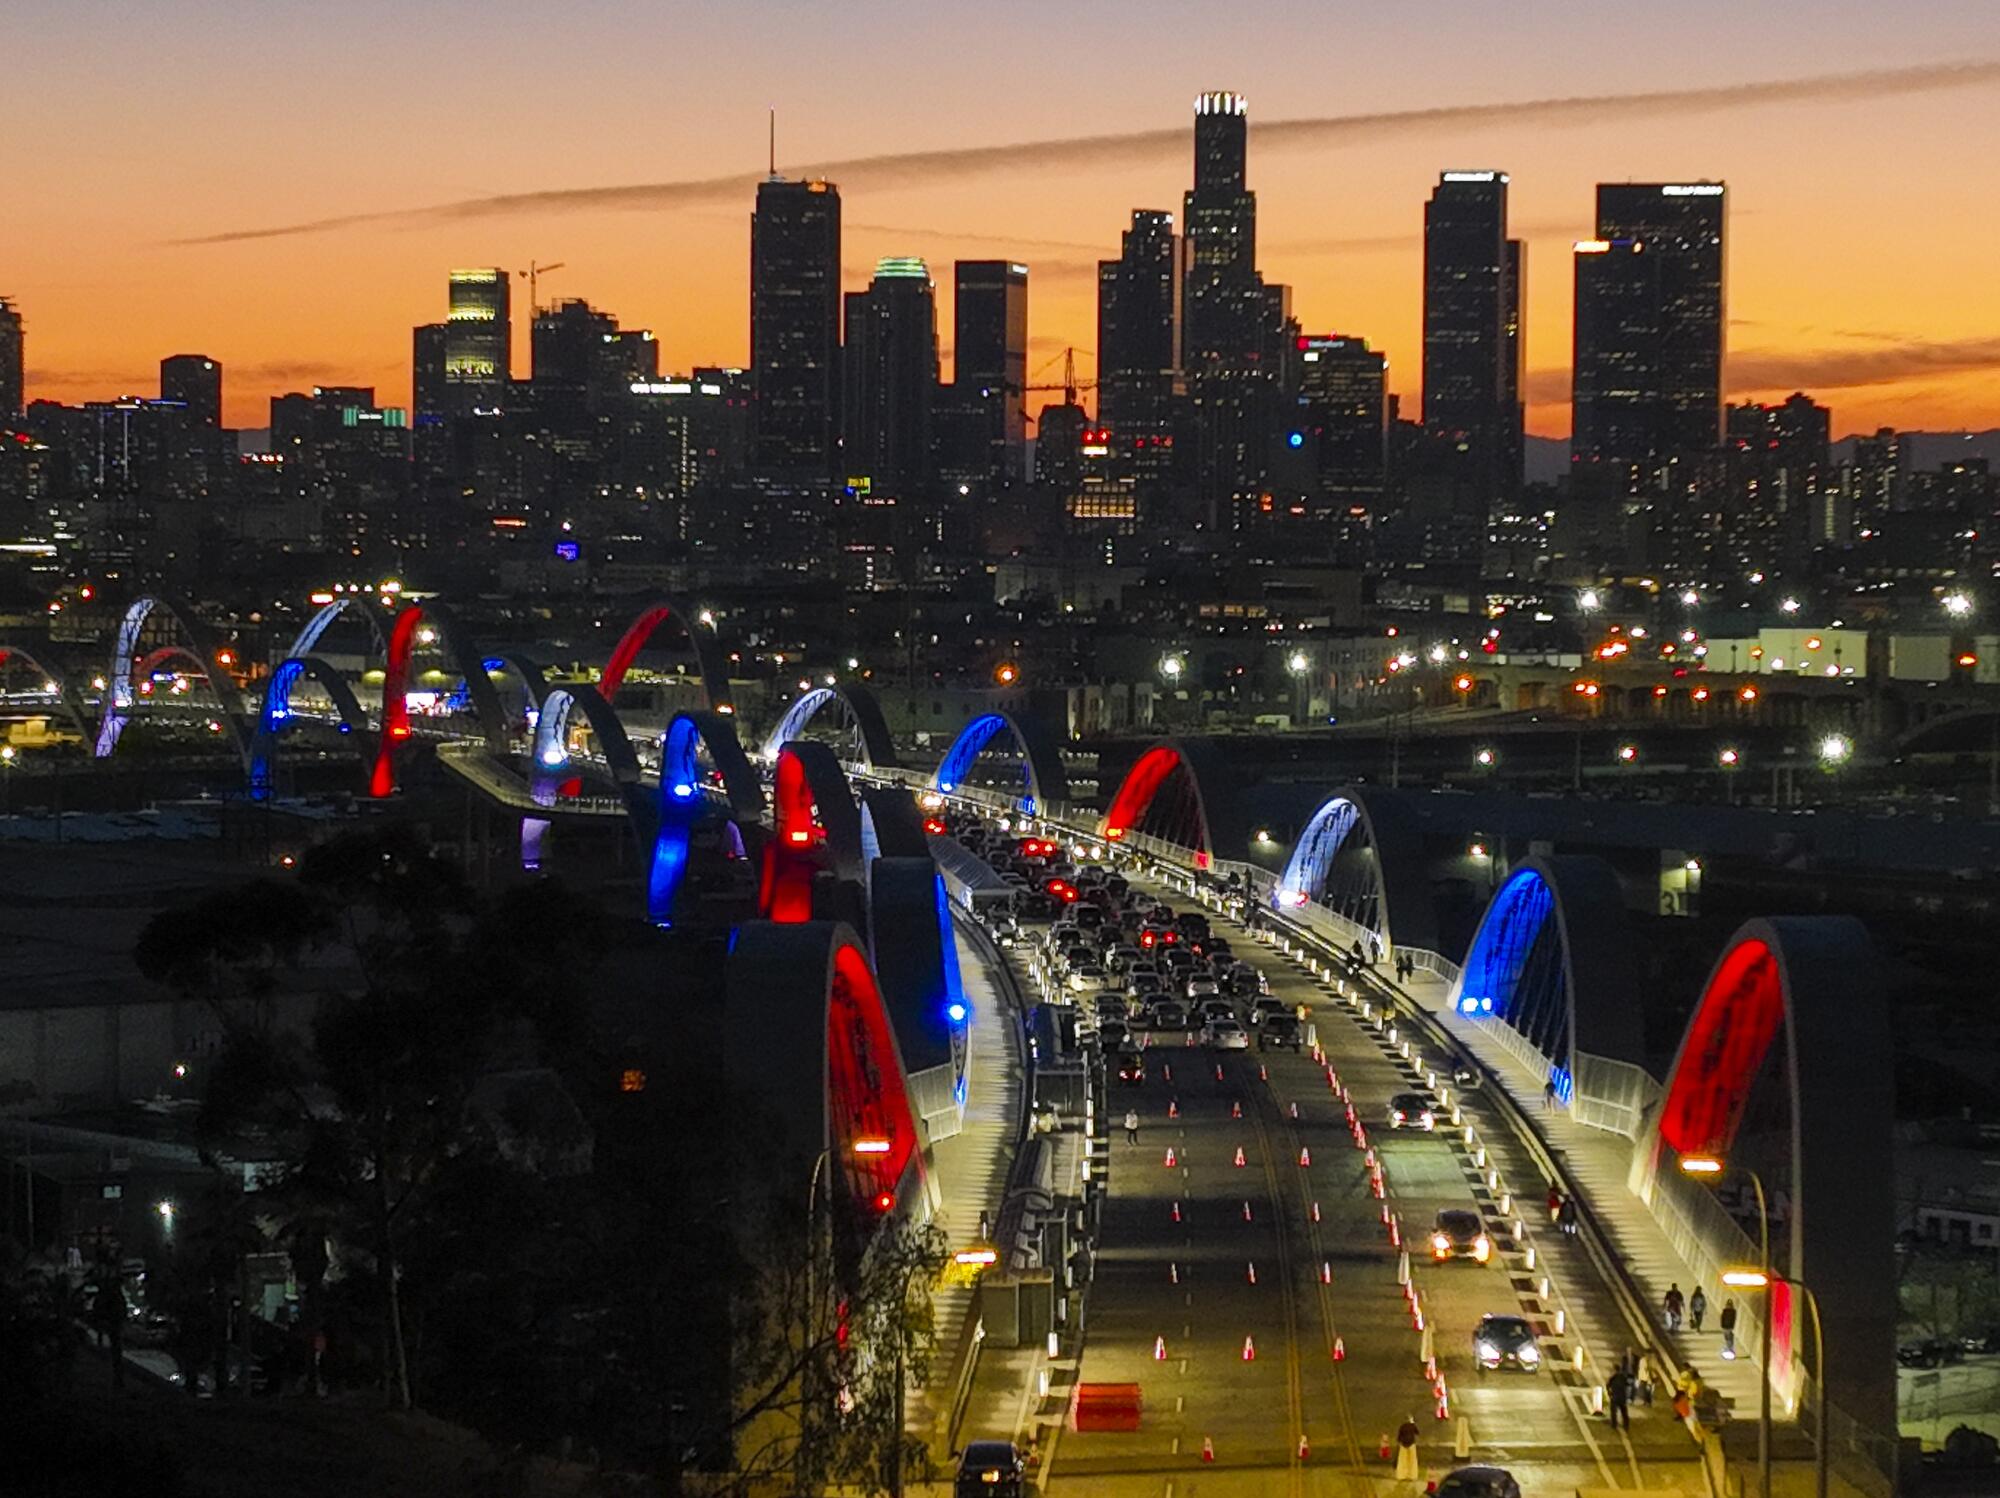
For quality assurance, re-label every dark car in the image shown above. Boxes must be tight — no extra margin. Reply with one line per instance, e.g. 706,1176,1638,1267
1472,1313,1540,1372
1434,1467,1522,1498
1433,1208,1491,1262
1899,1338,1967,1369
1099,1020,1129,1051
1116,1049,1146,1085
1389,1092,1436,1130
1258,1014,1304,1051
1226,966,1263,999
1150,1001,1190,1031
955,1440,1027,1497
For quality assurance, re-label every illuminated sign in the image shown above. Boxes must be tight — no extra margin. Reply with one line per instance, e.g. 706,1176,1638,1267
1194,91,1248,116
1574,240,1611,254
1442,170,1501,183
1662,184,1725,197
553,541,581,562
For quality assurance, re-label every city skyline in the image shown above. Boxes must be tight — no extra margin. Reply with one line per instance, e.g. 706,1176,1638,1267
7,2,2000,438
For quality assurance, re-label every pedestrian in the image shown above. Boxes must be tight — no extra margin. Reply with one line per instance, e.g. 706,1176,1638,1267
1719,1300,1738,1359
1558,1196,1579,1237
1606,1367,1632,1430
1689,1285,1708,1332
1546,1184,1563,1222
1543,1077,1558,1112
1394,1415,1421,1480
1663,1283,1685,1332
1124,1109,1140,1145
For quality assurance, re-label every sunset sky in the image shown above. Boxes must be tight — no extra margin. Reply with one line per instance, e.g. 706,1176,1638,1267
7,0,2000,438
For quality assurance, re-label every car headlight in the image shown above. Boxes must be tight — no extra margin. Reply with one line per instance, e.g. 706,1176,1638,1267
1518,1344,1540,1365
1474,1236,1490,1261
1432,1234,1450,1252
1475,1340,1498,1361
1420,1112,1434,1127
1393,1110,1406,1122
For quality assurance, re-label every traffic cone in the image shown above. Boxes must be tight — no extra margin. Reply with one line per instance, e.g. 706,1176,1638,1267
1242,1200,1253,1221
1247,1261,1257,1284
1365,1148,1376,1168
1234,1145,1246,1167
1214,1063,1224,1080
1231,1100,1242,1119
1164,1146,1177,1167
1259,1064,1269,1082
1298,1146,1312,1167
1380,1202,1392,1226
1201,1436,1215,1463
1290,1102,1300,1119
1163,1063,1172,1082
1378,1432,1390,1459
1425,1354,1438,1382
1334,1336,1346,1361
1154,1335,1166,1360
1372,1174,1385,1199
1242,1335,1256,1361
1170,1262,1179,1284
1321,1261,1332,1283
1172,1199,1182,1222
1298,1433,1311,1461
1390,1216,1402,1248
1168,1098,1179,1119
1312,1200,1321,1222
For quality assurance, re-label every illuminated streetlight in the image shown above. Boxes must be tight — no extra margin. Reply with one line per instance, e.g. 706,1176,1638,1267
1287,651,1309,675
1427,644,1448,664
1617,744,1638,763
1719,747,1740,767
1819,733,1852,766
1475,748,1496,768
1779,597,1801,615
1579,589,1602,613
1160,654,1185,681
1680,589,1700,606
1943,592,1974,618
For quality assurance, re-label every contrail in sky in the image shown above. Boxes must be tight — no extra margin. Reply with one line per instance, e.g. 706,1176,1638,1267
170,61,2000,247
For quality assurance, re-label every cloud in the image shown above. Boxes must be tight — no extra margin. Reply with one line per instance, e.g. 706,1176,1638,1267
1522,335,2000,408
170,60,2000,247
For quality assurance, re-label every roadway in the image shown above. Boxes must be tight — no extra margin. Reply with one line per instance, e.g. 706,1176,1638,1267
1030,869,1708,1496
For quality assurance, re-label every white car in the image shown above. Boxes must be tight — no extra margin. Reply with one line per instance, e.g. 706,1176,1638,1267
1185,975,1221,1001
1203,1019,1250,1051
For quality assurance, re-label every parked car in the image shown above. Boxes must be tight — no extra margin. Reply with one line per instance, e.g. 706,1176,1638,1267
955,1441,1028,1498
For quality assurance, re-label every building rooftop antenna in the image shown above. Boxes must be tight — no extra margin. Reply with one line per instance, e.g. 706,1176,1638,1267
768,106,777,181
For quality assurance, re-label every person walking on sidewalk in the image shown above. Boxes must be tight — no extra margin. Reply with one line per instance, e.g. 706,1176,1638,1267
1558,1196,1579,1237
1663,1283,1685,1332
1606,1367,1633,1430
1546,1184,1563,1222
1689,1285,1708,1332
1394,1416,1421,1480
1719,1300,1739,1358
1124,1109,1140,1145
1543,1077,1559,1112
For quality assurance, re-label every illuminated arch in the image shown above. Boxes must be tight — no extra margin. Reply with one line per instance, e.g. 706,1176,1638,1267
530,684,642,789
760,684,899,769
867,858,972,1142
1270,789,1438,954
0,646,92,745
598,595,732,713
724,922,930,1235
370,601,508,797
931,710,1070,816
1642,917,1893,1431
248,656,370,799
646,709,761,926
287,595,388,662
760,741,865,923
1098,738,1244,870
94,594,250,764
860,785,931,863
1450,856,1644,1092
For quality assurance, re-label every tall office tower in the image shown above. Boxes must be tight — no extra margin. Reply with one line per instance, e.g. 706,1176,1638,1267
1848,427,1905,524
160,355,221,429
1594,183,1726,459
1292,335,1387,520
1098,209,1182,492
0,298,22,422
952,260,1028,485
751,176,842,474
842,257,939,497
412,324,448,427
1726,392,1831,563
531,298,619,390
1569,237,1660,481
443,268,511,414
1422,171,1523,503
1502,238,1526,490
1182,91,1274,519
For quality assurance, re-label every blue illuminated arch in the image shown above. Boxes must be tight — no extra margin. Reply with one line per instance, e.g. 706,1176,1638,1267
931,710,1071,816
760,684,899,769
530,684,642,792
95,593,250,764
648,710,761,925
1269,790,1436,951
287,596,388,661
248,655,370,799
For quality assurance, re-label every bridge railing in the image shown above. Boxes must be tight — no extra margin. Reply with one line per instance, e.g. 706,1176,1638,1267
1570,1053,1661,1140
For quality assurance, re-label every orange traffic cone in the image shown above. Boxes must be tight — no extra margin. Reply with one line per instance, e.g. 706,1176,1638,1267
1290,1102,1300,1119
1247,1261,1257,1284
1164,1146,1177,1167
1298,1146,1312,1167
1168,1098,1179,1118
1378,1432,1390,1459
1172,1199,1182,1222
1259,1064,1269,1082
1242,1200,1253,1221
1320,1261,1332,1283
1298,1434,1311,1461
1334,1336,1347,1361
1234,1145,1246,1167
1214,1063,1224,1080
1154,1335,1166,1360
1231,1100,1242,1119
1202,1436,1215,1463
1242,1336,1256,1361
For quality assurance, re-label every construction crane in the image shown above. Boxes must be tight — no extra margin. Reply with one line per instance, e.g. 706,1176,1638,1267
518,261,566,314
1023,346,1097,410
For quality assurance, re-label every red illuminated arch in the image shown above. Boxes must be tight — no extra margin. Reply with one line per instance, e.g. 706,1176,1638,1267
598,595,731,713
1098,739,1242,870
369,602,508,798
759,741,865,922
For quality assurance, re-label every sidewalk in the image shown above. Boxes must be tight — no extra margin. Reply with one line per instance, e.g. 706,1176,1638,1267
910,917,1030,1464
1389,963,1770,1425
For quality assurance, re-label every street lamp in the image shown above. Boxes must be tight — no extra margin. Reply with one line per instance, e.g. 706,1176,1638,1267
1617,744,1638,764
1721,1266,1829,1498
1943,592,1974,619
1160,653,1184,682
1682,1156,1774,1498
1580,588,1602,613
1818,734,1852,767
1681,588,1701,606
1475,747,1496,769
1287,651,1309,723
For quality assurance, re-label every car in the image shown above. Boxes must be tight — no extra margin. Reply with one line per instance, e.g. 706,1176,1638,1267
1196,997,1235,1024
1258,1015,1304,1051
1899,1338,1967,1369
1449,1064,1485,1092
1072,904,1105,931
1247,997,1287,1027
1226,967,1263,999
1115,1049,1146,1085
1019,893,1054,920
1185,974,1221,1001
1389,1092,1436,1130
955,1440,1028,1497
1150,1001,1189,1030
1106,944,1142,971
1472,1314,1540,1372
1162,948,1196,973
1434,1467,1522,1498
1067,964,1111,993
1433,1209,1491,1263
1099,1020,1129,1051
1203,1019,1250,1051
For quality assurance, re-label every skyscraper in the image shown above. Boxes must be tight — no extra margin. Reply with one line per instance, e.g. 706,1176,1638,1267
842,257,939,497
1422,171,1523,502
1570,237,1660,479
412,324,448,429
1098,210,1182,492
0,298,22,422
951,261,1028,485
1292,335,1387,520
160,355,221,429
1182,91,1276,518
1594,183,1726,459
751,176,842,474
443,268,511,414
